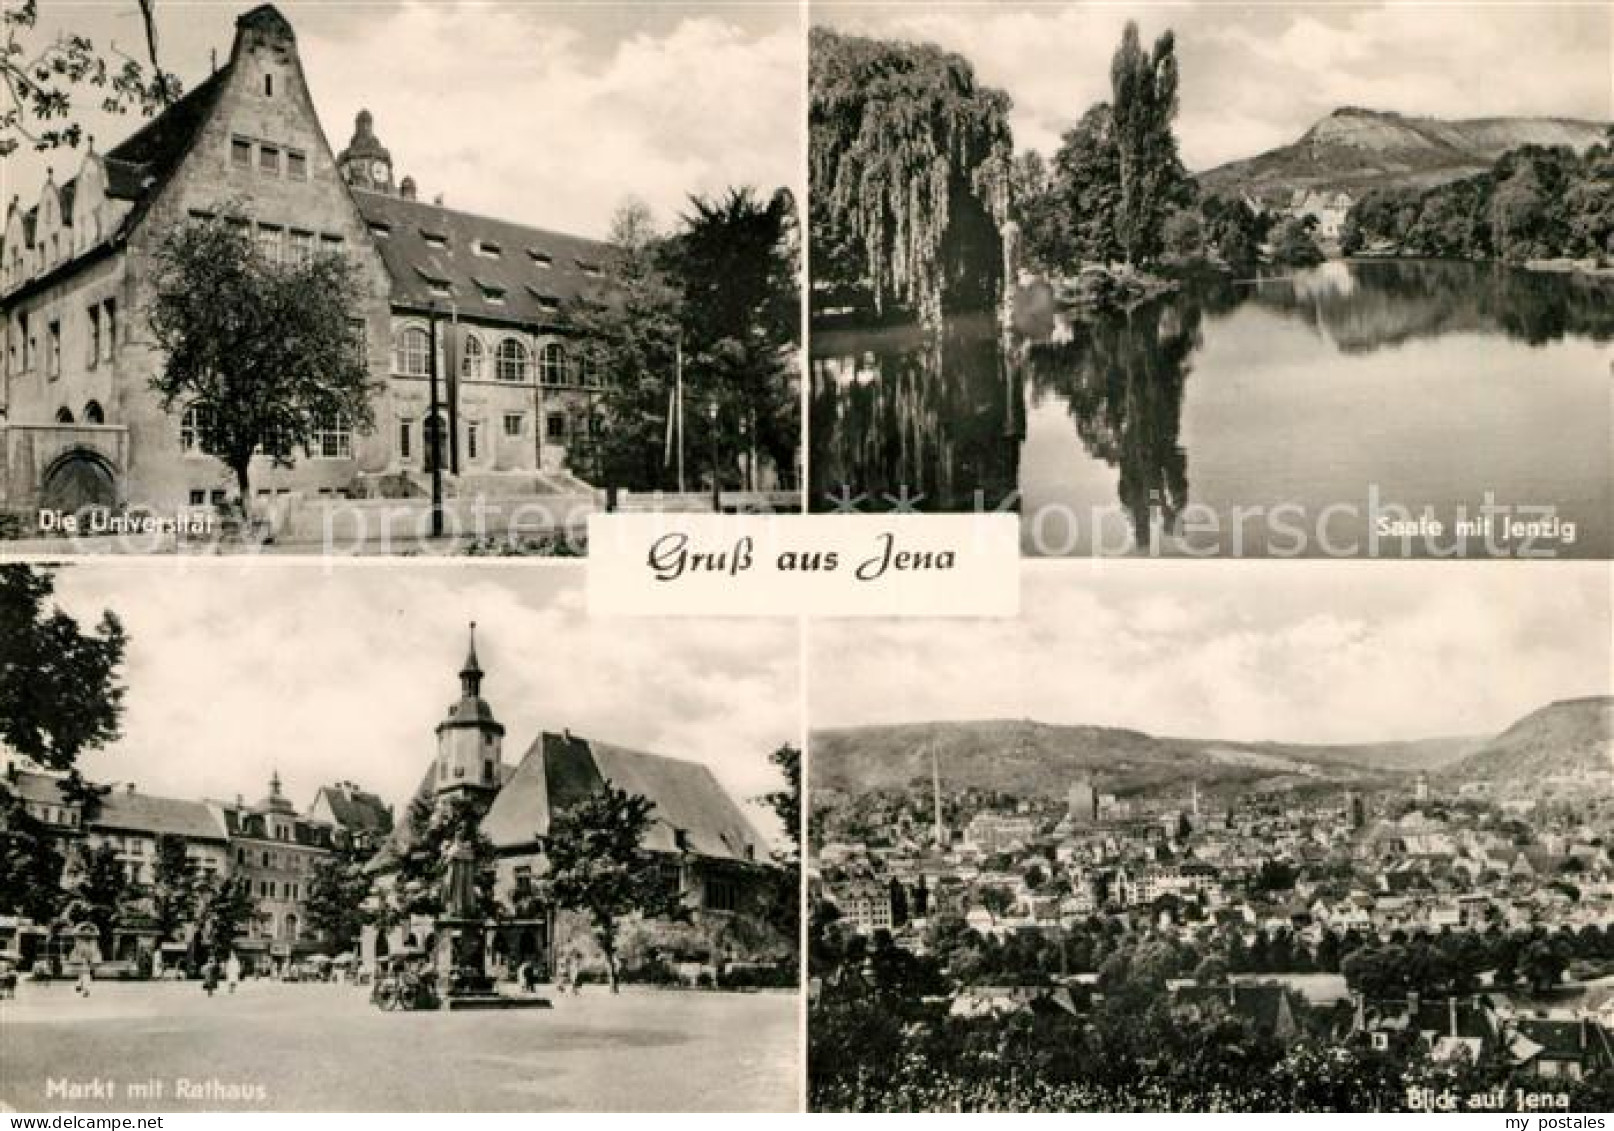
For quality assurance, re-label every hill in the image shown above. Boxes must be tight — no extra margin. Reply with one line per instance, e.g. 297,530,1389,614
1198,107,1609,201
1439,697,1613,789
810,718,1482,802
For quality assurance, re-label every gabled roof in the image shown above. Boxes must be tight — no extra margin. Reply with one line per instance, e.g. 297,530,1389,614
312,784,392,837
103,67,231,209
479,731,770,864
351,190,614,325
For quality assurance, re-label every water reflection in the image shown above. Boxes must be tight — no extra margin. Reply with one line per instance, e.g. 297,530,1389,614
810,313,1023,512
809,260,1614,556
1022,299,1198,547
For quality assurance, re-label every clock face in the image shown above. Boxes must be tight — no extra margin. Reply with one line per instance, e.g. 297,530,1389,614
371,159,389,182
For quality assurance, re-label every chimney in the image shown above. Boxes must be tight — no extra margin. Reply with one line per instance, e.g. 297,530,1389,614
399,176,417,202
433,193,445,207
125,782,135,795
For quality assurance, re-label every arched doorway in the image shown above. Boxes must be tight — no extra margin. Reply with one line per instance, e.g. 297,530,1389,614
423,413,447,474
39,448,117,512
83,400,105,424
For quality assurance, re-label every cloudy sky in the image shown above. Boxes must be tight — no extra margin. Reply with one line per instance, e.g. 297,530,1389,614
811,562,1612,745
44,563,799,844
11,1,803,238
817,1,1612,170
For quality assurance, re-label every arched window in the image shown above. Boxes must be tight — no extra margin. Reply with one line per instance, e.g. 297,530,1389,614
83,400,105,424
495,339,529,383
54,406,74,424
460,334,485,381
393,326,431,376
539,342,568,386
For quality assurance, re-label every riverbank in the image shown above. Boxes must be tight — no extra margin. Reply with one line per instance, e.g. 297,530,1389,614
1523,256,1614,279
1351,251,1614,280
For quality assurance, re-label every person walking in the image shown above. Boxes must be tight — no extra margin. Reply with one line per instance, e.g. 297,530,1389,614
75,964,92,998
202,958,219,997
225,952,241,994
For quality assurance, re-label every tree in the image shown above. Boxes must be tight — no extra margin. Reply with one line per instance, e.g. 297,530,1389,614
63,841,128,956
756,743,802,953
150,833,198,942
1050,103,1125,266
0,790,66,923
0,565,127,774
1518,937,1568,993
148,213,378,510
1108,21,1188,265
666,187,800,491
1268,215,1325,267
762,743,801,855
810,28,1013,321
377,793,498,924
195,872,258,961
2,0,177,157
303,840,371,954
538,782,690,992
563,200,684,495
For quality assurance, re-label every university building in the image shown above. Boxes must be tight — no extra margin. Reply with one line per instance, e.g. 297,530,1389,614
364,628,781,979
0,4,611,516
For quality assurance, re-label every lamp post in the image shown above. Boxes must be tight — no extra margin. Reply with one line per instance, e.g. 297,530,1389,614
708,398,721,513
427,303,444,538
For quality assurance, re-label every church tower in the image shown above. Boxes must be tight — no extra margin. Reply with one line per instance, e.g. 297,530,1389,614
434,623,504,806
337,109,394,194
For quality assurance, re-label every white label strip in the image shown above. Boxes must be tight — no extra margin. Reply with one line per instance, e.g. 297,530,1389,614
587,514,1019,617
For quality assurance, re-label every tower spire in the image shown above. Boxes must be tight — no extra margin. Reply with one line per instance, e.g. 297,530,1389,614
459,621,482,697
931,746,945,849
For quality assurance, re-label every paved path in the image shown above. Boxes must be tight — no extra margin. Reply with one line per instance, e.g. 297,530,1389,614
1,981,798,1112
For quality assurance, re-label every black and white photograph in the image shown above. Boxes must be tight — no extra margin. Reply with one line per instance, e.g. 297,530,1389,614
0,562,802,1111
1,1,803,556
808,563,1614,1111
808,2,1613,557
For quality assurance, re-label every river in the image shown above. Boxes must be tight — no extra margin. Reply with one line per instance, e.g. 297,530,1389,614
809,260,1614,557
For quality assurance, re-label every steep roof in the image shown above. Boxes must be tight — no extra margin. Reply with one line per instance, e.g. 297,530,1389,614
479,731,770,864
312,784,392,837
102,67,232,213
3,769,74,807
351,190,614,325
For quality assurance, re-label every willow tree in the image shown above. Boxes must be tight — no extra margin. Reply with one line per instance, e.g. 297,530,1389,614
810,28,1014,324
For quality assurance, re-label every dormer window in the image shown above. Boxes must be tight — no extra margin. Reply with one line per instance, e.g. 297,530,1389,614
421,229,449,250
527,249,553,268
476,279,506,305
526,286,560,314
368,221,392,239
575,258,603,277
473,240,502,259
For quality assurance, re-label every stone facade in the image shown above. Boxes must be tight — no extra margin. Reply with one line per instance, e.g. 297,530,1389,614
0,4,609,517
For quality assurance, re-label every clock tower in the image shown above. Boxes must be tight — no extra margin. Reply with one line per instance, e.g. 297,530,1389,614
337,109,395,194
433,623,505,808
